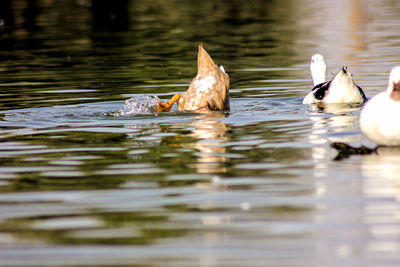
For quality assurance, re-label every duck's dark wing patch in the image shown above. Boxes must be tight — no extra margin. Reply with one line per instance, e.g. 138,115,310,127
312,81,331,100
356,85,367,102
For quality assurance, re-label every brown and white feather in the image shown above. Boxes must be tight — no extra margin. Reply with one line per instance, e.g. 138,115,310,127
178,45,230,111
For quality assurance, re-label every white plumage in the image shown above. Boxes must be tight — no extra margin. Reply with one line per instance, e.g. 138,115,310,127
303,54,366,105
310,54,326,86
360,66,400,146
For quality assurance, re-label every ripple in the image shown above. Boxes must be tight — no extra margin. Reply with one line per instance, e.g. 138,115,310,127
235,162,285,169
0,1,400,266
99,163,164,175
0,147,125,157
67,227,141,239
33,216,102,230
38,89,97,93
41,170,84,177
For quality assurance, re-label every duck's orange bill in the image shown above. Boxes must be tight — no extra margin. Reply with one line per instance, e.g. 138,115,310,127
154,94,181,112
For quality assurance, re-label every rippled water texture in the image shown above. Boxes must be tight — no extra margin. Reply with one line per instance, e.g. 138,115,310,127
0,0,400,266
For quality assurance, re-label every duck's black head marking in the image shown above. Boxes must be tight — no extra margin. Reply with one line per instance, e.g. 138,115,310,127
313,81,331,100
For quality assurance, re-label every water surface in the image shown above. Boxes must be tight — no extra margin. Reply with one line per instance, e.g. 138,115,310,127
0,0,400,266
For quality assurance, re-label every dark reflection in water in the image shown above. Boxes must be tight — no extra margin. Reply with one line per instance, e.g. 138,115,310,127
1,0,400,266
91,0,130,32
0,0,303,110
0,0,14,28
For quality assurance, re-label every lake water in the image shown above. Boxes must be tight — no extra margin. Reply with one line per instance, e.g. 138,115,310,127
1,0,400,266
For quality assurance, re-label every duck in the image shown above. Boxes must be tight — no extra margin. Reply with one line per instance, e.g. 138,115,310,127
303,54,367,104
360,66,400,146
155,44,229,112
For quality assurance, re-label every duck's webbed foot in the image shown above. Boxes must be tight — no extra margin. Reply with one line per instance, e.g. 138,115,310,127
154,94,181,112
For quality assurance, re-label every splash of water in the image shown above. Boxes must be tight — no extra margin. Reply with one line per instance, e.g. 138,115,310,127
112,95,161,116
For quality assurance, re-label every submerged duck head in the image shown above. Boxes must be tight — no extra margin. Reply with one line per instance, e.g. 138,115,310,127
333,66,353,85
155,44,229,112
304,55,366,105
178,44,230,112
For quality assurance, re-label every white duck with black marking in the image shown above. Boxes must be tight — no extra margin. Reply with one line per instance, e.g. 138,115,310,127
303,54,366,104
360,66,400,146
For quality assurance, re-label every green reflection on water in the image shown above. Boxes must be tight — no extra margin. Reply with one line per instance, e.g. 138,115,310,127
0,211,188,245
0,0,319,260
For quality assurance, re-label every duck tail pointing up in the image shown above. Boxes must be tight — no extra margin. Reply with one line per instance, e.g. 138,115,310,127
197,44,217,75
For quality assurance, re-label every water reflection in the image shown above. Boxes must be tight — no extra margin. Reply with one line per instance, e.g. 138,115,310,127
0,0,14,28
347,0,368,54
2,0,400,266
362,147,400,198
360,147,400,261
184,113,229,174
121,112,229,184
308,104,361,163
91,0,130,31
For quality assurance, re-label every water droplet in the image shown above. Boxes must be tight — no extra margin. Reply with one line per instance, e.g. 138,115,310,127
113,95,161,116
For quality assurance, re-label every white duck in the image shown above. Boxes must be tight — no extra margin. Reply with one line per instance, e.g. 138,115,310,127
360,66,400,146
303,54,367,104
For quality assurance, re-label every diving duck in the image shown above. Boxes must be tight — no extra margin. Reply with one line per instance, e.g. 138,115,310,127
155,45,230,112
303,54,367,104
360,66,400,146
